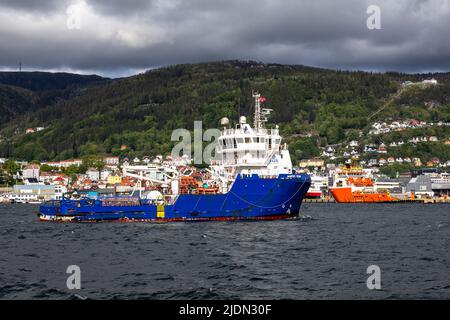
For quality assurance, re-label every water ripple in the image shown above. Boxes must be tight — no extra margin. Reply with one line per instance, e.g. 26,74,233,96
0,203,449,299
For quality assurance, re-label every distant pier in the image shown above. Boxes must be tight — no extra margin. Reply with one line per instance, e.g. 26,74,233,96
304,197,450,204
304,198,335,203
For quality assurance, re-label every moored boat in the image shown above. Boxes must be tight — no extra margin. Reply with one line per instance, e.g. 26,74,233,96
329,165,397,203
305,173,328,198
330,187,397,203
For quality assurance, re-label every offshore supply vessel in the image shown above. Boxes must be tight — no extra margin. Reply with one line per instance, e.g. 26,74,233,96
38,93,311,222
329,165,397,203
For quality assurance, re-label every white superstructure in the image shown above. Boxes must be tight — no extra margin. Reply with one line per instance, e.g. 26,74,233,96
120,92,293,195
211,92,293,190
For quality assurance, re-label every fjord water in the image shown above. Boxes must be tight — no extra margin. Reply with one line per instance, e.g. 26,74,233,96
0,203,448,299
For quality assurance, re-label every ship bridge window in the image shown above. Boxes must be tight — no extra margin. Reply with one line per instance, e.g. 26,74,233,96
244,137,251,143
237,138,243,143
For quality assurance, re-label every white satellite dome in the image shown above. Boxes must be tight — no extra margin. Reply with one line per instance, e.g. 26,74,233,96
146,190,163,200
220,117,230,127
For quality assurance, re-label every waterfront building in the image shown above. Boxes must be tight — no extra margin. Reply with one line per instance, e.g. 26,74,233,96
44,159,82,168
86,168,111,181
430,173,450,197
406,175,434,198
22,164,40,180
9,184,65,202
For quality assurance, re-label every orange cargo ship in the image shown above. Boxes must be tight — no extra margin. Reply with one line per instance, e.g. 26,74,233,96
330,166,398,203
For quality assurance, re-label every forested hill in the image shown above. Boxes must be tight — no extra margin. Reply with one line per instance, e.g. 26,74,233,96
0,71,106,91
0,71,109,126
0,60,449,162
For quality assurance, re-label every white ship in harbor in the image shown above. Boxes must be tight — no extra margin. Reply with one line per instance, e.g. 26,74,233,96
305,174,328,198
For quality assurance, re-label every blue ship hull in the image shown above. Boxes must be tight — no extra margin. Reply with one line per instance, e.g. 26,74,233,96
38,174,311,222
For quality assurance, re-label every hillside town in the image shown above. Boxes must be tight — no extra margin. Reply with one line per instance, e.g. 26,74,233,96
0,155,193,203
318,119,450,167
1,149,449,203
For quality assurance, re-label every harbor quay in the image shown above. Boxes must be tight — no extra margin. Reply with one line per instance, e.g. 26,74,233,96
1,156,449,205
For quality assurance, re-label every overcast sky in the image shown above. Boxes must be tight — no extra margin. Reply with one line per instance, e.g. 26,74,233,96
0,0,449,77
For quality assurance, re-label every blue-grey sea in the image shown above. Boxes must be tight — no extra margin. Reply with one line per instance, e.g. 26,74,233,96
0,203,449,299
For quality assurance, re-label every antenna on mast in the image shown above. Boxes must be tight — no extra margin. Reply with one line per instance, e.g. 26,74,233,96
253,91,260,129
253,91,272,130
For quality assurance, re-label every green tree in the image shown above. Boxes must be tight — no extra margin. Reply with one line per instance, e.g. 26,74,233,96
5,160,19,176
40,164,53,172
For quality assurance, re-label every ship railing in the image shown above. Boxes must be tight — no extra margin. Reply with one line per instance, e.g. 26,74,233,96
218,143,269,152
222,158,268,165
238,173,284,179
222,128,279,136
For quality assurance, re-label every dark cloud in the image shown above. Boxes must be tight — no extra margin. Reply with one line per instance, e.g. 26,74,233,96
88,0,156,16
0,0,66,13
0,0,449,77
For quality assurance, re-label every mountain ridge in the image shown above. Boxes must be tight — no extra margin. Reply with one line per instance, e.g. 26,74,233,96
0,71,110,126
0,60,449,163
